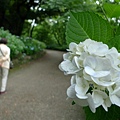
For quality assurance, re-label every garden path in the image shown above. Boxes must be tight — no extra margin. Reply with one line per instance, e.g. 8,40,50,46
0,50,85,120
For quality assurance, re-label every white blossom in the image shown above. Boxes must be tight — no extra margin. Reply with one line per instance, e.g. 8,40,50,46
59,39,120,113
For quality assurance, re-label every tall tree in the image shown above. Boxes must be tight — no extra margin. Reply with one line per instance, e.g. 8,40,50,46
0,0,66,36
0,0,97,36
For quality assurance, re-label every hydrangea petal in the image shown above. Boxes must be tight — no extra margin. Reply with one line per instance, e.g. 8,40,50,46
76,93,88,99
111,87,120,95
85,66,110,78
63,53,71,60
70,75,76,85
87,41,108,56
75,85,88,96
74,56,81,68
67,84,76,98
92,91,104,108
84,56,97,69
59,60,79,74
83,39,95,47
83,70,92,81
110,95,120,106
87,93,96,113
94,44,108,56
84,66,95,76
102,98,111,111
92,77,115,86
96,57,111,71
67,42,77,52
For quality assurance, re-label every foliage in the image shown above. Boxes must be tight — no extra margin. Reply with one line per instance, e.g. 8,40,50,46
64,2,120,119
0,0,72,36
22,0,100,50
1,0,120,51
83,105,120,120
50,16,67,46
0,27,25,59
31,21,55,46
66,12,113,44
0,27,46,59
103,3,120,18
20,37,46,55
66,10,120,51
0,0,40,35
24,18,67,50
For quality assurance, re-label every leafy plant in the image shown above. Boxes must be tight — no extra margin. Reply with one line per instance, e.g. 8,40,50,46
0,28,25,59
20,37,46,55
103,3,120,18
0,27,46,59
65,11,120,120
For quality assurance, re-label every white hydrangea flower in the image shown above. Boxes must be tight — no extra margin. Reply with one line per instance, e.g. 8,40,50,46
59,39,120,113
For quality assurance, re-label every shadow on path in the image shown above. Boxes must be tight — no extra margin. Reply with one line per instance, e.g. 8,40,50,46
0,50,85,120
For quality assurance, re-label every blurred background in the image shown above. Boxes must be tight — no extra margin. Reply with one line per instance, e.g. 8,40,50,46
0,0,119,60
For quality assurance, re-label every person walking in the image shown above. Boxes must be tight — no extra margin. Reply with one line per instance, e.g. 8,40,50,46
0,38,10,94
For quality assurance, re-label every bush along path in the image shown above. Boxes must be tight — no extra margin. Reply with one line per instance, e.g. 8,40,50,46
0,50,85,120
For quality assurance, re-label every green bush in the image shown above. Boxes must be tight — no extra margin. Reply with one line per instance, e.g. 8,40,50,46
20,37,46,55
0,27,46,60
0,28,25,59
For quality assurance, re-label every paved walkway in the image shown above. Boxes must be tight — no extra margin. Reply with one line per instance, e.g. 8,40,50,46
0,50,85,120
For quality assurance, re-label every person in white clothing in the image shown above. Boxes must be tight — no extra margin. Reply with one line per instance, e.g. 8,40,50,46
0,38,10,94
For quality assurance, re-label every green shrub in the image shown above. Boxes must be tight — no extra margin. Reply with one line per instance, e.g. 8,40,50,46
0,27,46,60
0,28,25,59
20,37,46,55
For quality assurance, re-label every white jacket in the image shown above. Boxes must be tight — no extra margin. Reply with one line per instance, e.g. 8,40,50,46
0,44,10,69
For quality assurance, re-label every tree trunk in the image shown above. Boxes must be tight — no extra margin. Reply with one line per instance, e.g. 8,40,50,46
0,0,35,35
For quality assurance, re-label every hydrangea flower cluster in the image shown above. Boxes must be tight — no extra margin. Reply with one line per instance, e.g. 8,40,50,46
59,39,120,113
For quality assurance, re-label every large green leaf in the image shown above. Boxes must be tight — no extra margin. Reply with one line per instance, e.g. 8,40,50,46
66,12,113,44
103,3,120,18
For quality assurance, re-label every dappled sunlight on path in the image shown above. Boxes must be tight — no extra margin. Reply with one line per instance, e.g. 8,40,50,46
0,50,85,120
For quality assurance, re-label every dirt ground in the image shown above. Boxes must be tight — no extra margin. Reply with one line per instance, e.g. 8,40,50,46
0,50,85,120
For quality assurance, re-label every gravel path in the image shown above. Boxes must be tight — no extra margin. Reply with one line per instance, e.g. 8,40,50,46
0,50,85,120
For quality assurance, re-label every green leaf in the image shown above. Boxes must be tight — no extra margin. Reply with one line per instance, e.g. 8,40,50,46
66,12,113,44
115,0,120,2
115,25,120,36
103,3,120,18
107,35,120,52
